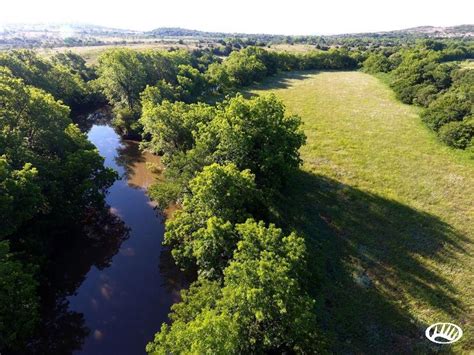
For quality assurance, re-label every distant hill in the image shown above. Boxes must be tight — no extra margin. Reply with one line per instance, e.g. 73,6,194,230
146,27,281,40
147,27,226,37
394,25,474,35
1,23,472,50
1,23,139,36
398,25,474,36
147,25,474,39
337,25,474,38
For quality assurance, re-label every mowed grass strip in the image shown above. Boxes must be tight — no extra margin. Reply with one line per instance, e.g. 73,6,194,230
250,71,473,352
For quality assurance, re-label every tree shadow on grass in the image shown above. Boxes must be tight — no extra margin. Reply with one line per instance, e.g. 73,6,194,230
273,170,471,353
241,71,321,98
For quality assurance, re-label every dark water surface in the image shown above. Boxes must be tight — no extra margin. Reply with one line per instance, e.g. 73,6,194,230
32,121,186,355
72,124,178,354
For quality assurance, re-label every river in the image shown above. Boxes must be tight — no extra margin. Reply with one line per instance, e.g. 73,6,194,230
31,115,187,354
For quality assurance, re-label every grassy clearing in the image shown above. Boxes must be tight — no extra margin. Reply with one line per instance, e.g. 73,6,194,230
250,71,473,352
37,41,201,65
268,43,319,53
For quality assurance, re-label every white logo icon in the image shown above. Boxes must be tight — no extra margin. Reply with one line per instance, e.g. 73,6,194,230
425,323,463,344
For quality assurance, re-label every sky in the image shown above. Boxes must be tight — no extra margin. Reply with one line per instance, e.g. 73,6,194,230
0,0,473,35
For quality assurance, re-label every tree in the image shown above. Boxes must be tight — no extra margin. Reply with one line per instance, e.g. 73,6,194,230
96,48,147,111
164,163,258,275
438,119,474,149
201,94,306,188
223,50,267,86
147,220,320,354
0,157,42,238
0,241,39,351
140,81,176,109
140,100,215,158
363,53,392,73
421,90,472,131
0,50,92,111
0,66,115,241
175,64,208,102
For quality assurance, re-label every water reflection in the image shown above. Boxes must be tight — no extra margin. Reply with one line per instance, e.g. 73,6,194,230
28,207,130,355
28,116,189,355
115,140,163,190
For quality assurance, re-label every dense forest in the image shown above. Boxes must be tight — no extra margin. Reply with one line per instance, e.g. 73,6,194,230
0,35,473,353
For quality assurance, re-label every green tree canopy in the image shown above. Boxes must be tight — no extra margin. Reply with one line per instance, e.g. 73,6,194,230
148,219,319,354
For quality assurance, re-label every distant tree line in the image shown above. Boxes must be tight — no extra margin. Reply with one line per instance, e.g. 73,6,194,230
93,46,359,137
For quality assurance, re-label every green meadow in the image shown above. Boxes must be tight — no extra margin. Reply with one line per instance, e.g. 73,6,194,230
250,71,473,352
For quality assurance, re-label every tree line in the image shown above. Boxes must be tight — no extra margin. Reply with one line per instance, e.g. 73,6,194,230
93,46,359,137
142,93,325,353
124,46,362,353
0,51,115,351
363,40,474,149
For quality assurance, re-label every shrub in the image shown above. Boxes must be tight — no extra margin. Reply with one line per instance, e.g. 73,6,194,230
438,120,474,149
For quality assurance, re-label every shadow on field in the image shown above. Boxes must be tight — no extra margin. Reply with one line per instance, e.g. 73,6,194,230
274,170,470,353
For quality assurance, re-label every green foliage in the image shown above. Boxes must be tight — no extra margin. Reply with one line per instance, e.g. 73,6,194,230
148,220,319,354
390,48,455,106
205,62,231,93
363,53,393,73
438,119,474,149
1,54,117,353
96,48,147,111
164,163,258,276
95,48,199,133
51,51,96,81
140,100,215,158
221,220,317,353
111,106,142,138
176,64,208,102
0,50,94,111
204,94,306,188
421,89,472,130
0,64,115,266
299,49,359,70
146,94,305,208
383,43,473,149
0,157,42,238
140,81,177,108
0,241,39,351
418,67,473,148
223,49,268,86
192,217,237,279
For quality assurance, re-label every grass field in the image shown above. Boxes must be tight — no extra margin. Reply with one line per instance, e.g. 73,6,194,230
250,71,473,352
37,40,202,64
